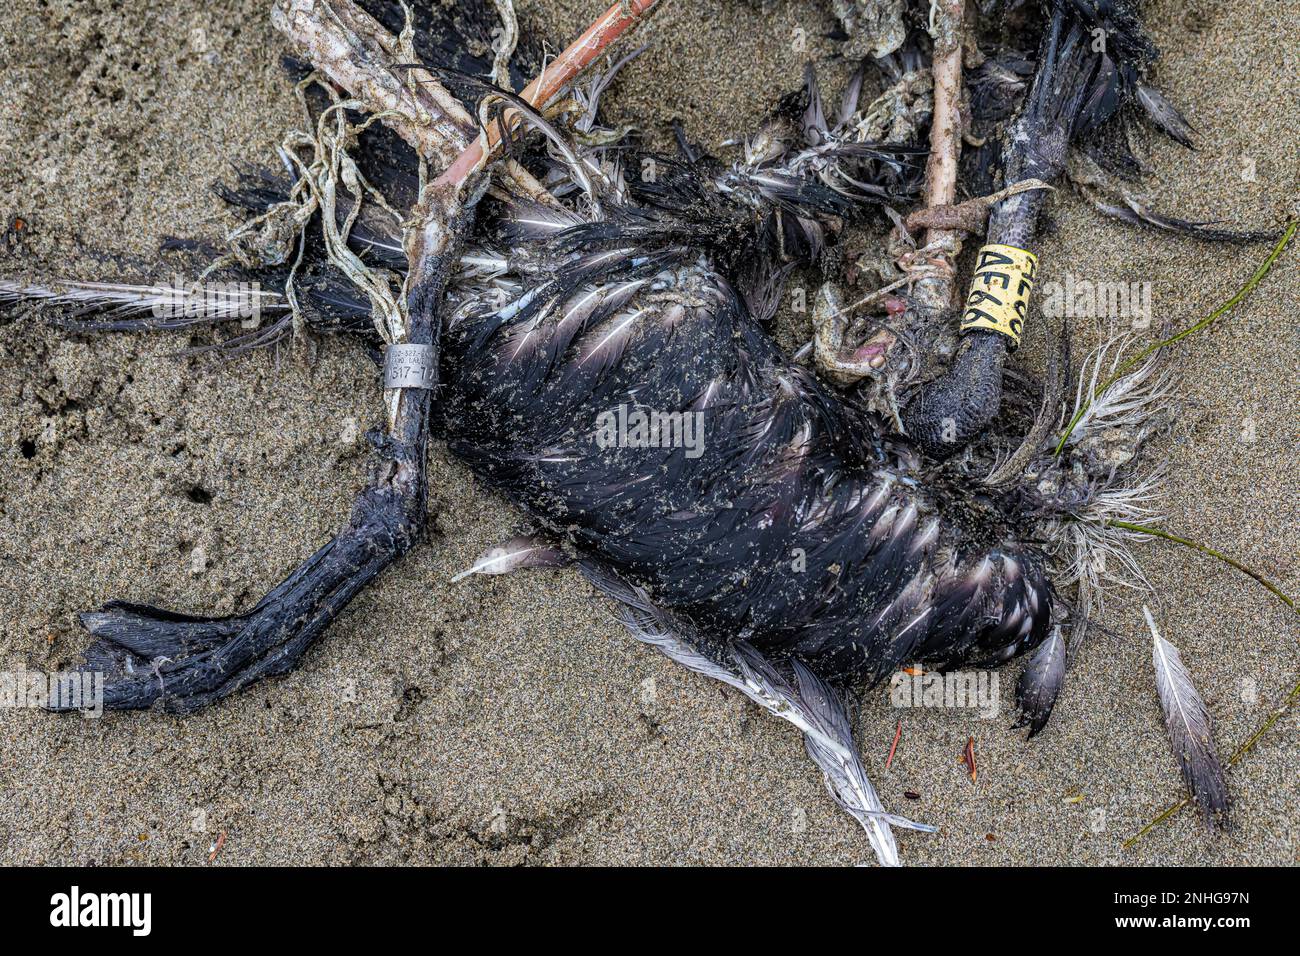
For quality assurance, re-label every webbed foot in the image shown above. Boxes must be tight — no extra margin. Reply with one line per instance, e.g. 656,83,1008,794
51,438,428,714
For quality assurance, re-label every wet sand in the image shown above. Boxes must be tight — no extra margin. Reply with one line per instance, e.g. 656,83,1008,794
0,0,1295,865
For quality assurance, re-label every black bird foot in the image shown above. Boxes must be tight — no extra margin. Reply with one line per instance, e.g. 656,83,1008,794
50,173,475,714
902,332,1008,458
51,439,428,714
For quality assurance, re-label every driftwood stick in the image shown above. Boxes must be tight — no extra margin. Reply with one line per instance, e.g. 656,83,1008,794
913,0,966,311
270,0,551,203
272,0,475,163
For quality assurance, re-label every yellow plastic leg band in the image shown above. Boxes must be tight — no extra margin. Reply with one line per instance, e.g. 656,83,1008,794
959,243,1038,347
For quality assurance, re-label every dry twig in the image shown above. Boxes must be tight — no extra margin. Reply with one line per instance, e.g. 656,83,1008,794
912,0,966,311
435,0,661,190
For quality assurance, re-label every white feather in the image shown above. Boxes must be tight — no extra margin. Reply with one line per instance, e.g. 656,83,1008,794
0,278,288,320
1144,606,1231,827
579,564,919,866
1067,333,1173,447
450,537,568,583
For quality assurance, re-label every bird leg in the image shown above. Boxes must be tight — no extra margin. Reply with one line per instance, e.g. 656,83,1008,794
901,3,1066,457
53,184,478,713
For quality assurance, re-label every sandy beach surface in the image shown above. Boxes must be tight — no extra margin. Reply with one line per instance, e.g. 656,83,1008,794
0,0,1295,865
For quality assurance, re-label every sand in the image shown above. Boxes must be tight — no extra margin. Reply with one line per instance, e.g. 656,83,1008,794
0,0,1294,865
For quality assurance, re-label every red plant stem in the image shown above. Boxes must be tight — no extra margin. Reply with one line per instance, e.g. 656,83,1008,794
435,0,661,190
208,831,227,863
885,719,902,770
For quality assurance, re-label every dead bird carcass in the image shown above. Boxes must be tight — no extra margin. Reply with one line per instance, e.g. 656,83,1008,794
4,0,1271,863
